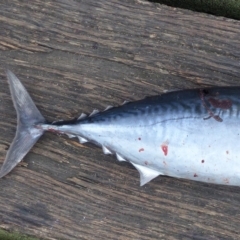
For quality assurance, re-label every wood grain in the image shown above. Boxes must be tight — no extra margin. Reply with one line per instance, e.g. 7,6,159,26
0,0,240,239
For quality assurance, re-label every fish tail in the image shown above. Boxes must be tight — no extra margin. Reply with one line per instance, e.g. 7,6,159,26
0,70,46,177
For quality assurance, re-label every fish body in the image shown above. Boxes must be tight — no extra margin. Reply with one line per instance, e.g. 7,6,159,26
1,70,240,186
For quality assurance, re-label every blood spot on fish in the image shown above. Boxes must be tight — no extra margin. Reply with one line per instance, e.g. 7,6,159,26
200,90,226,122
47,128,63,134
161,143,168,156
138,137,141,141
226,150,229,154
213,115,223,122
208,97,232,110
163,161,167,166
201,160,205,163
194,173,198,177
139,148,144,152
203,112,223,122
144,161,148,165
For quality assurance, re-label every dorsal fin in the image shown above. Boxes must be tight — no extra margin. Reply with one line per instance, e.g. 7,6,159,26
78,113,87,120
131,163,161,186
89,109,99,117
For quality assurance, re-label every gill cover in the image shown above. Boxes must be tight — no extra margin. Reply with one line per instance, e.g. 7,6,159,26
0,70,45,177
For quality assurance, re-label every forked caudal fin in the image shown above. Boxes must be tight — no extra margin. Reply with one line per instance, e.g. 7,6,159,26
0,70,46,178
1,71,160,186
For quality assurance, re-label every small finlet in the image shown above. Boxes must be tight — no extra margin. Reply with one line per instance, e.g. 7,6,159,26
104,105,113,111
89,109,99,117
78,136,88,144
102,145,112,155
67,134,75,138
163,89,179,93
52,119,63,124
116,153,126,162
131,162,161,186
78,113,87,120
121,100,129,105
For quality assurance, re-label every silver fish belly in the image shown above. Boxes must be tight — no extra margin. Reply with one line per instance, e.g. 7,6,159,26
1,70,240,186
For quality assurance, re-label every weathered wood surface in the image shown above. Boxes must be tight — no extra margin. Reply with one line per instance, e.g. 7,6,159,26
0,0,240,239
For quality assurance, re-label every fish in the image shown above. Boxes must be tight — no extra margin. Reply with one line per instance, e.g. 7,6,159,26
1,70,240,186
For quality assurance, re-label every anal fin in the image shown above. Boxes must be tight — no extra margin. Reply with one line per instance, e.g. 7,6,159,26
131,163,161,186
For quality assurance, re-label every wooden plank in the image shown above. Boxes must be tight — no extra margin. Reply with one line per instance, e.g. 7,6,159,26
0,0,240,239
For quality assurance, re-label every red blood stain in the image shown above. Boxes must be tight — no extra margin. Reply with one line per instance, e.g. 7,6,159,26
139,148,144,152
212,115,222,122
208,97,232,110
200,91,228,122
161,145,168,156
138,137,141,141
47,128,62,134
144,161,148,165
201,160,205,163
194,173,198,177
